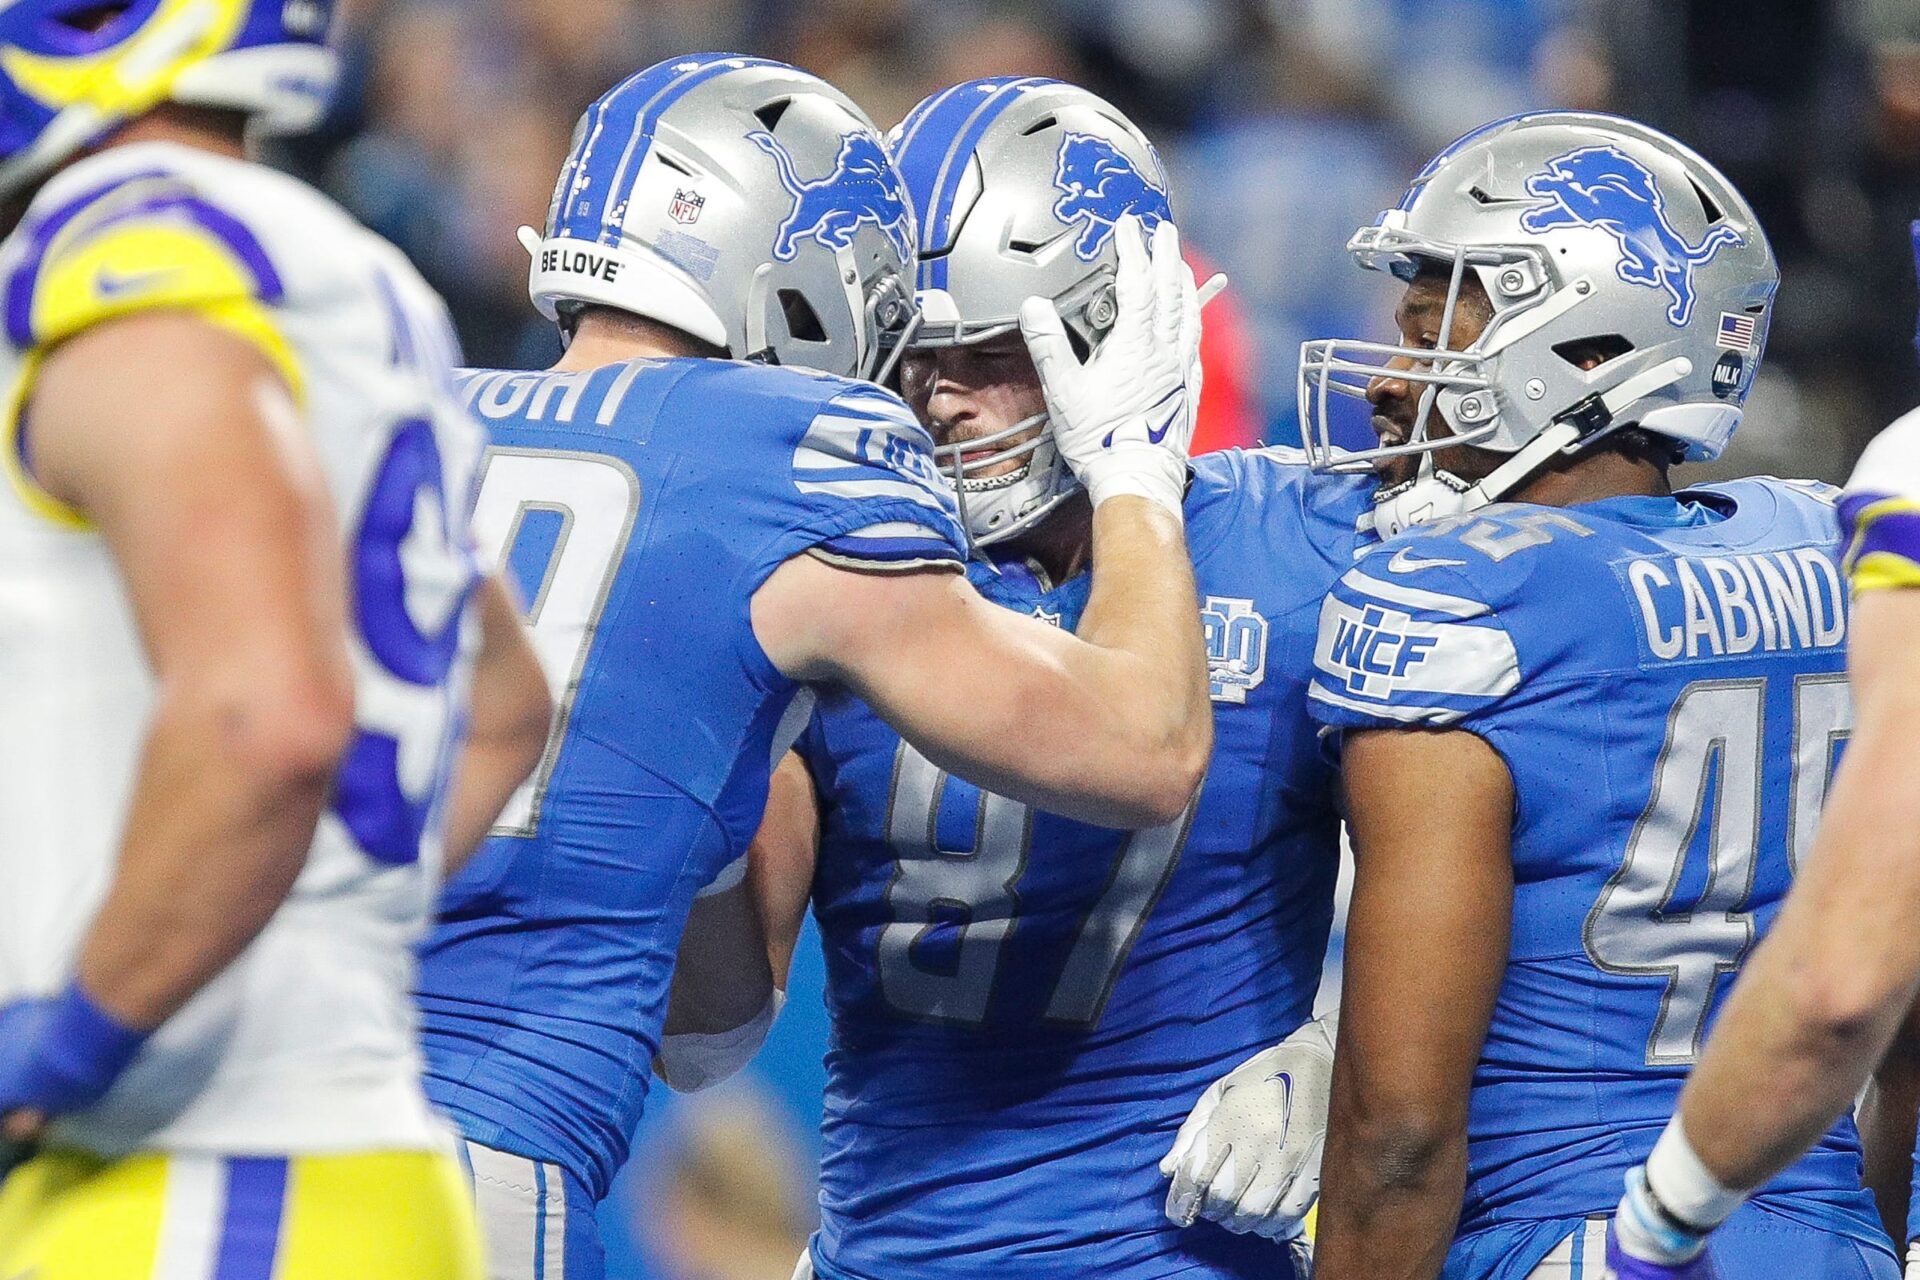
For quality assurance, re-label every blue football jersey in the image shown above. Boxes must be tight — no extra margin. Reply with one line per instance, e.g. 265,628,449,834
1307,480,1887,1267
415,358,965,1199
799,449,1375,1280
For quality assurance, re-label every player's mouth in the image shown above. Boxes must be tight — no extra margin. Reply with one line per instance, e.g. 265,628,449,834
1371,414,1410,449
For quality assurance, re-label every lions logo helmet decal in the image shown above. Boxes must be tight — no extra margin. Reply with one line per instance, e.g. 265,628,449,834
752,129,917,266
1520,145,1743,327
1051,132,1171,261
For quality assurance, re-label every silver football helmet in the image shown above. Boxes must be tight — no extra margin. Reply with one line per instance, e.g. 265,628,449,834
891,77,1174,546
1299,111,1778,535
523,54,919,382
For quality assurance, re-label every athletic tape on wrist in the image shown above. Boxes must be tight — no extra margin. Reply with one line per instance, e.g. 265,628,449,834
1645,1117,1748,1233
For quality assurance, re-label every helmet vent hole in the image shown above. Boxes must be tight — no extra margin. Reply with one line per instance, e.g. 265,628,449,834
755,99,794,132
656,153,693,175
1019,115,1059,136
778,289,828,343
1553,334,1633,369
1688,177,1725,224
1008,238,1047,254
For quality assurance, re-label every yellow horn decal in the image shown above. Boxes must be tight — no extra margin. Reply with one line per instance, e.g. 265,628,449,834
0,0,249,114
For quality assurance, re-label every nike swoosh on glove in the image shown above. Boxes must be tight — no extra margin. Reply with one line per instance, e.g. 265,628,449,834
1019,216,1220,520
1160,1014,1335,1240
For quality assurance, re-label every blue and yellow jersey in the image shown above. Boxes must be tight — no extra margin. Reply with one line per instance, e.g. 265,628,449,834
1307,480,1889,1278
797,450,1373,1280
415,359,966,1202
0,141,485,1161
1840,407,1920,594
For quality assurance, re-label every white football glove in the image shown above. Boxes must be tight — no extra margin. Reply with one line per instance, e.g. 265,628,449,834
1906,1239,1920,1280
1161,1014,1336,1241
1019,216,1222,520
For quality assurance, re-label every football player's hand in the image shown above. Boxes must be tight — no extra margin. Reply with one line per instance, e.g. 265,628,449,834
1160,1014,1335,1240
0,987,147,1124
1019,216,1223,519
1604,1168,1718,1280
1603,1224,1718,1280
1905,1239,1920,1280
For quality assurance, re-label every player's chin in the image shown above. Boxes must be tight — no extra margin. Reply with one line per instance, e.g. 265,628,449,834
1372,454,1418,488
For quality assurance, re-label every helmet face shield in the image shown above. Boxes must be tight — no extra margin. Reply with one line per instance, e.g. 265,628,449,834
905,315,1063,549
1299,223,1547,475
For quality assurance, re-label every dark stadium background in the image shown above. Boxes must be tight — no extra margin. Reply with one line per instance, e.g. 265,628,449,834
270,1,1920,1275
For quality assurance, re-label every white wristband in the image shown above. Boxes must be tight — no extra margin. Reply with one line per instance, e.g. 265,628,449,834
1645,1117,1748,1233
1079,452,1187,521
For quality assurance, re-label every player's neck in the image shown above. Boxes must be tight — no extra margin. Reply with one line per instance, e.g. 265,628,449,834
103,105,249,162
1506,447,1671,510
2,107,249,235
994,492,1094,586
553,310,721,372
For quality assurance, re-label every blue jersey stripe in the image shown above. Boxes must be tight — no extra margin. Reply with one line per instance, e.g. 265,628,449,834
211,1157,289,1280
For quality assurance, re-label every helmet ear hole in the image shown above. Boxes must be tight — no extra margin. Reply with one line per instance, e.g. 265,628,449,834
1553,334,1633,370
778,289,828,343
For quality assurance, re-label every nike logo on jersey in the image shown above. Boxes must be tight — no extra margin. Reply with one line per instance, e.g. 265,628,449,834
94,267,180,298
1386,547,1467,574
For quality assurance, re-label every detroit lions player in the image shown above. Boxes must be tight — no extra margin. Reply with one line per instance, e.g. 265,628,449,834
0,2,553,1276
659,77,1367,1280
1597,238,1920,1278
1289,112,1899,1280
414,58,1216,1280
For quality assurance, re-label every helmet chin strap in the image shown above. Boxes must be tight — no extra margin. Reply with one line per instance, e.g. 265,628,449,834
1369,355,1694,539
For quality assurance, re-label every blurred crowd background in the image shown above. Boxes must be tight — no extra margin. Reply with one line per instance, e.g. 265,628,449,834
277,1,1920,1276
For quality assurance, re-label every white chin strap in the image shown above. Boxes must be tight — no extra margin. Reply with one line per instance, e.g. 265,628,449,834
1370,356,1694,539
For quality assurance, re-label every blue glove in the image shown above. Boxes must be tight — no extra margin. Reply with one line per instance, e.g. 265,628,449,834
1604,1223,1718,1280
0,984,149,1120
1605,1165,1722,1280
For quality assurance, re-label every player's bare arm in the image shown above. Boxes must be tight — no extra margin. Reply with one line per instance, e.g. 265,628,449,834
756,500,1205,828
1315,727,1514,1280
1629,589,1920,1231
756,219,1214,829
1861,990,1920,1247
0,311,353,1143
440,575,552,875
658,751,819,1091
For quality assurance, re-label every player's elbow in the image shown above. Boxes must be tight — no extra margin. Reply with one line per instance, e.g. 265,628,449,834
197,658,357,797
1129,720,1210,826
1338,1102,1460,1196
494,668,556,787
1783,962,1911,1067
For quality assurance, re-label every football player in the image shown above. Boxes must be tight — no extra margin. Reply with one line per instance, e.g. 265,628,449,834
0,1,552,1277
658,77,1366,1280
1599,260,1920,1276
1291,112,1901,1279
412,57,1216,1280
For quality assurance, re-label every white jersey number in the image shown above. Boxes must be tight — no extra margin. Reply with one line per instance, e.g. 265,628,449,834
469,447,642,837
876,742,1192,1029
1584,674,1853,1065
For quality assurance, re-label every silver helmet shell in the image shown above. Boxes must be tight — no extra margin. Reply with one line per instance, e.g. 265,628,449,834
891,77,1173,547
526,54,919,382
1299,111,1777,522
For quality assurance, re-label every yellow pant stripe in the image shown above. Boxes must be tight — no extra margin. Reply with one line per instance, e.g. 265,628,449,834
0,1149,483,1280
